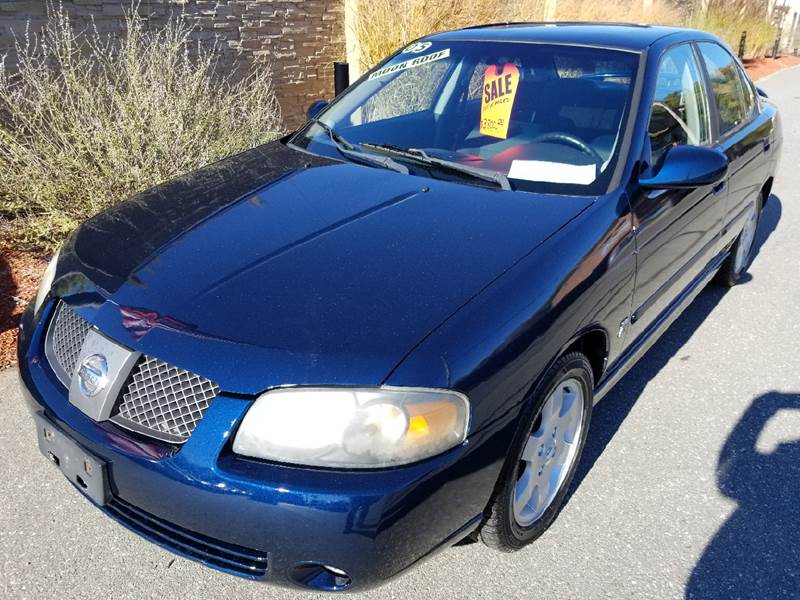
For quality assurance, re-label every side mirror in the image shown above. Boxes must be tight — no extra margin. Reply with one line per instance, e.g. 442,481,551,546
307,100,329,120
756,86,769,99
639,145,728,190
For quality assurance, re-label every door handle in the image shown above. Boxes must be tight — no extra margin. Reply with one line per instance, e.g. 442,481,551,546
763,138,771,153
712,180,726,195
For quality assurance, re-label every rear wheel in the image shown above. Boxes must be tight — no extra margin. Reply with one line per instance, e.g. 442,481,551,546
480,352,593,551
715,193,762,287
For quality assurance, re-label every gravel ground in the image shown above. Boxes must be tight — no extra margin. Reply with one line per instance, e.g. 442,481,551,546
1,67,799,600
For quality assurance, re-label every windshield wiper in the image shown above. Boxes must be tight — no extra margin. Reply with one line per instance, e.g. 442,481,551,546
360,143,513,191
306,120,408,175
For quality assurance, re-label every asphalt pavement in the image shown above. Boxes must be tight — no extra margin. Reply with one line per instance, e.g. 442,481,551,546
2,67,799,600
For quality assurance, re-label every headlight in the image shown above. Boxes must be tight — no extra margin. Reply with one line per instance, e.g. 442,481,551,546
33,247,60,315
233,387,469,468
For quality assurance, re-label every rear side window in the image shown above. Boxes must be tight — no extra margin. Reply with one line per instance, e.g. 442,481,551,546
735,63,756,118
648,44,710,166
697,42,748,135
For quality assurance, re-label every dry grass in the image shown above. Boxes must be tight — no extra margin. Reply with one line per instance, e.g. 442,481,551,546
691,8,777,59
354,0,683,70
355,0,778,69
354,0,518,72
0,4,282,251
549,0,680,25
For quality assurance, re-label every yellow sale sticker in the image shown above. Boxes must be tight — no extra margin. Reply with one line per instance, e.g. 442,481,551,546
480,63,520,139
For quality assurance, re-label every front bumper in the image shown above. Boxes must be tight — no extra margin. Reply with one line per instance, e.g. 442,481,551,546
17,301,502,591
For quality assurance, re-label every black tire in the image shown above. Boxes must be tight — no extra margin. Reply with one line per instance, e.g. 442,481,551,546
480,351,593,552
714,192,763,287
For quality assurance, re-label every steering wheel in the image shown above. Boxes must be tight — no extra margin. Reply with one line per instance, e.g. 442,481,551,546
530,132,603,162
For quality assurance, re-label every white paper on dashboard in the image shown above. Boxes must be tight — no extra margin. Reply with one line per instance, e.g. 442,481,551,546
508,160,597,185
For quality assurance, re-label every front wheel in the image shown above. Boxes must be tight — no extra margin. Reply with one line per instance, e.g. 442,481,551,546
715,193,762,287
480,352,593,551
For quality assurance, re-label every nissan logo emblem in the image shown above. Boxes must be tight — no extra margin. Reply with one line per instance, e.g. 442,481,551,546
77,354,109,397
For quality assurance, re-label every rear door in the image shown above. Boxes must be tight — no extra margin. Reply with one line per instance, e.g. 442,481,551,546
695,42,772,251
628,43,722,337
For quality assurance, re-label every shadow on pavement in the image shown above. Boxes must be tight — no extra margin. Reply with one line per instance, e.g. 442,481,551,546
685,391,800,599
568,193,782,498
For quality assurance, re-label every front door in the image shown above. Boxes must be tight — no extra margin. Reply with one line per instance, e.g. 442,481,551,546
628,42,723,337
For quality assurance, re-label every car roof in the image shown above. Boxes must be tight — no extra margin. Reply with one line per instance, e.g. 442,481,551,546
426,22,717,52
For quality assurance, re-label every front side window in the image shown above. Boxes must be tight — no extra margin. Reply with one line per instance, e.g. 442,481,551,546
648,44,710,166
697,42,748,136
292,41,640,195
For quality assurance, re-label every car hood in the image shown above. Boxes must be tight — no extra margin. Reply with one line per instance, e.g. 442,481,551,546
59,142,592,393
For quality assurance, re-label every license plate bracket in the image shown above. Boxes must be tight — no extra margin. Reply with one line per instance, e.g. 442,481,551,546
34,413,110,505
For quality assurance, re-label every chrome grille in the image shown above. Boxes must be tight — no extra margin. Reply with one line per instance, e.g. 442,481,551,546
111,356,219,443
45,302,92,385
44,301,217,444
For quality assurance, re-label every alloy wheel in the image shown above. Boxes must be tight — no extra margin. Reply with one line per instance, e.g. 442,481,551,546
513,378,585,527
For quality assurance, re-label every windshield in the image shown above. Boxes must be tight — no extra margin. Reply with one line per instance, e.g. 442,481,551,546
291,40,640,195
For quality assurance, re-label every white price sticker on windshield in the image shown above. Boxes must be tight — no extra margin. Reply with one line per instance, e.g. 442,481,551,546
368,49,450,81
509,160,597,185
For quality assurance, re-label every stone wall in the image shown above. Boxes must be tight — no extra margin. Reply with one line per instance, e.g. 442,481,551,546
0,0,345,128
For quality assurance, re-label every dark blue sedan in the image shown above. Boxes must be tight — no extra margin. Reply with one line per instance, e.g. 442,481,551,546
18,22,780,591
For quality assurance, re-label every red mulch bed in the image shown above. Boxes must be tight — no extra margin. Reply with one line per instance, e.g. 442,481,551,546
1,56,798,369
745,54,800,81
0,242,47,368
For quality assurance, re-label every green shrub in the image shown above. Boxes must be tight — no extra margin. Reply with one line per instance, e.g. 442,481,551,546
0,5,282,251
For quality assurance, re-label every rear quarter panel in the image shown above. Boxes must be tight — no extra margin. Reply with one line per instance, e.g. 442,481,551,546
716,89,778,251
764,98,782,187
